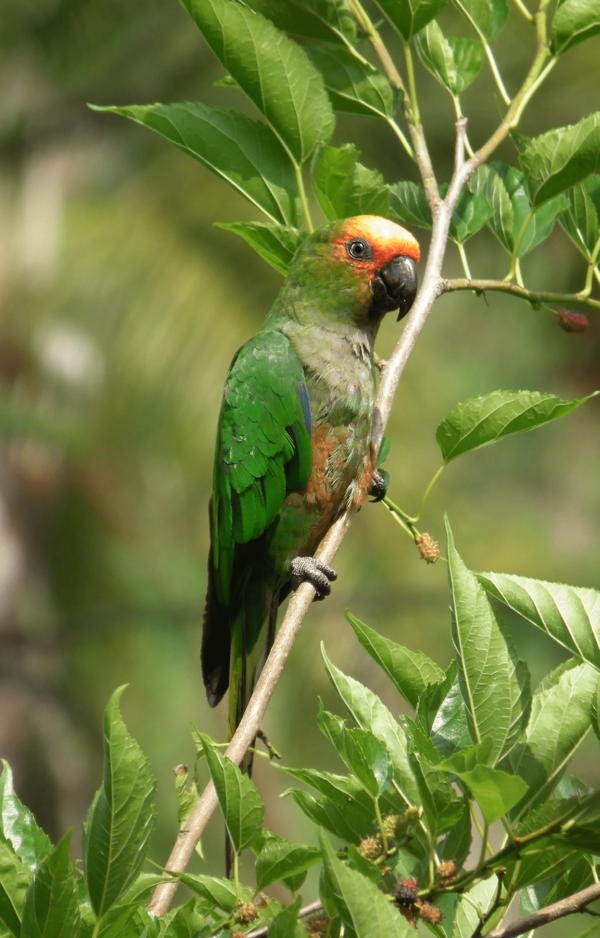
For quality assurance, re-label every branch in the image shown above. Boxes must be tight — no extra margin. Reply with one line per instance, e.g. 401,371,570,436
247,900,323,938
441,278,600,310
485,882,600,938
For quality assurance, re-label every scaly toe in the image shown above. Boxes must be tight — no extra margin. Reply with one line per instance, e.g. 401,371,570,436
290,557,338,598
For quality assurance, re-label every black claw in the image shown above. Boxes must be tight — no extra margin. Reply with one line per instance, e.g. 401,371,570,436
369,469,388,503
290,557,338,598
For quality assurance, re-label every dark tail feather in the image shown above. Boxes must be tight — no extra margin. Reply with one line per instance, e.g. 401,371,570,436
225,590,279,877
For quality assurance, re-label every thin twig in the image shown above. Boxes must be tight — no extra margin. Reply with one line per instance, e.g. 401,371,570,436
247,900,324,938
441,278,600,310
485,882,600,938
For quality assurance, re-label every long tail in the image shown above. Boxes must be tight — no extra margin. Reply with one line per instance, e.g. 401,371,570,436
224,589,279,875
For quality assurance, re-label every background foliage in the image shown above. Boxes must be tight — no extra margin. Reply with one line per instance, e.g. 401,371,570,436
0,0,599,934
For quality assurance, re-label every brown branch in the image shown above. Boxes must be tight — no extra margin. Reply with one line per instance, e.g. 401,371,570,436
441,278,600,310
485,882,600,938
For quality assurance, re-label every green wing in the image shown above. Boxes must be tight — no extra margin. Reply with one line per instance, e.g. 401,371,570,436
211,329,313,607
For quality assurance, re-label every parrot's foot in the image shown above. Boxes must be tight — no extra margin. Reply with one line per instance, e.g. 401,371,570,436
369,469,388,503
291,557,337,601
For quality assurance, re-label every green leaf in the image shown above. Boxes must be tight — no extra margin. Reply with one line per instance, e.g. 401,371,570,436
181,0,335,165
307,45,396,119
389,181,432,229
469,162,568,255
0,764,51,874
551,0,600,54
446,521,532,765
449,191,493,244
376,437,391,468
373,0,448,41
476,572,600,671
82,686,156,920
311,145,389,220
520,113,600,207
452,0,509,42
417,663,472,758
438,795,472,866
440,761,529,823
216,223,305,275
245,0,358,48
415,22,483,95
286,789,373,844
177,873,252,912
317,705,393,798
266,897,304,938
321,646,421,808
21,834,79,938
452,877,498,937
346,612,444,709
198,735,264,854
559,177,600,259
501,659,598,818
319,832,413,937
408,753,464,837
96,103,300,226
437,390,598,464
255,837,320,891
162,898,212,938
0,835,30,938
520,856,593,915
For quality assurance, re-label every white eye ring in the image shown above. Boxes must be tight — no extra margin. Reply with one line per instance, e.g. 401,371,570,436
345,237,372,261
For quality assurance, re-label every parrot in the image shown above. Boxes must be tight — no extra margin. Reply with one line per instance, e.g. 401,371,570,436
201,214,420,746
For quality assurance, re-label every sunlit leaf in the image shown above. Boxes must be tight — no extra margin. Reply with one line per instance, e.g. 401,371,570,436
180,0,335,164
346,612,444,709
389,180,432,229
255,837,320,891
21,834,79,938
551,0,600,54
559,176,600,259
520,113,600,207
469,162,568,255
321,645,421,808
198,735,264,854
452,878,498,937
446,520,532,765
0,834,30,938
477,572,600,670
98,103,300,226
177,873,252,912
319,832,413,937
501,659,598,818
216,222,305,275
82,687,157,919
374,0,448,40
286,789,373,844
416,21,483,95
245,0,358,48
0,764,51,875
417,663,472,759
452,0,509,41
307,45,396,119
436,390,598,463
449,191,493,244
266,897,304,938
311,145,389,220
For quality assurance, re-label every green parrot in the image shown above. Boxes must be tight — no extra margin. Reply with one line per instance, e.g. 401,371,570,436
201,214,420,742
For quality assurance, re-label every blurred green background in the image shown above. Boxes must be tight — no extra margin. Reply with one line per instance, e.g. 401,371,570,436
1,0,599,927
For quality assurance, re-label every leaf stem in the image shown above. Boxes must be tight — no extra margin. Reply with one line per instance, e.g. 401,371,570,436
295,164,313,233
512,0,535,22
233,849,240,903
457,242,473,279
387,117,417,161
373,797,389,857
415,464,445,522
478,822,489,870
507,209,534,281
452,0,511,104
382,498,420,541
510,58,556,126
582,235,600,297
402,40,420,125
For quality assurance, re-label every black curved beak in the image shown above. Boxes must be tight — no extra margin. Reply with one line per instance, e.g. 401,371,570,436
370,255,418,320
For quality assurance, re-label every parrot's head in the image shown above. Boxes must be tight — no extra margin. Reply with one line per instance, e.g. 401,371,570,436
278,215,420,331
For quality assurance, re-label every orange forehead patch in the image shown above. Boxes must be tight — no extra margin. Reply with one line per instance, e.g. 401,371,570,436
333,215,420,270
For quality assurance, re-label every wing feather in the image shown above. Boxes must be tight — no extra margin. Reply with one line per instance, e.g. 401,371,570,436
211,330,312,606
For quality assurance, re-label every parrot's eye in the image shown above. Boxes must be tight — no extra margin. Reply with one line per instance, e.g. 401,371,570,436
345,237,372,261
